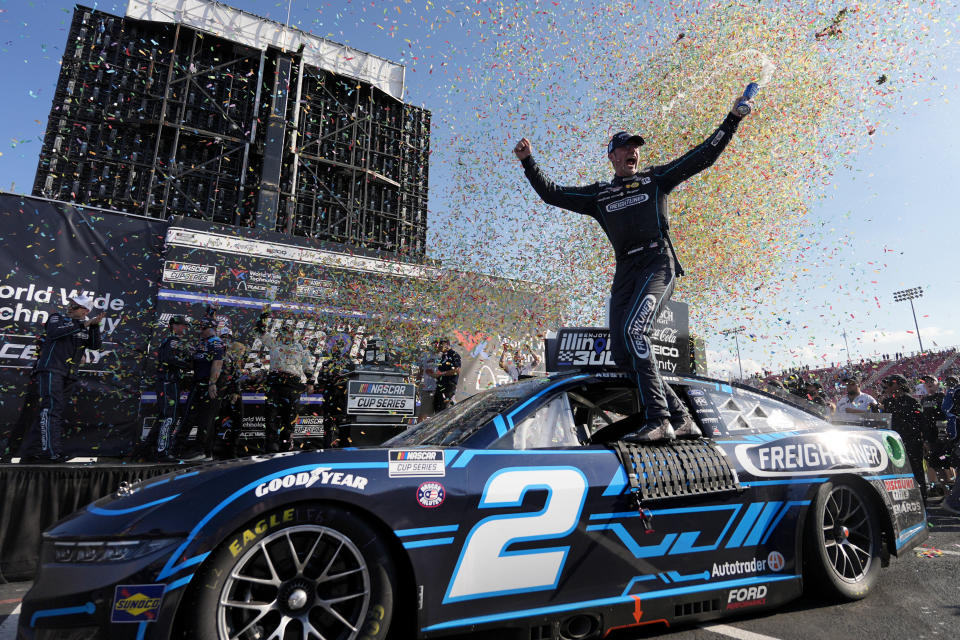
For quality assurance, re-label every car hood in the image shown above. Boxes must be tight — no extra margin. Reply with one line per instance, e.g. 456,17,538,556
44,450,387,539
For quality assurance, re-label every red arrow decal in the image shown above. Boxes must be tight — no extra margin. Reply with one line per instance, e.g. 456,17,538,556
631,595,643,623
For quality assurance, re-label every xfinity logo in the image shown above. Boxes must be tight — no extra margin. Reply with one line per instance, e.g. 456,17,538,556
605,193,649,212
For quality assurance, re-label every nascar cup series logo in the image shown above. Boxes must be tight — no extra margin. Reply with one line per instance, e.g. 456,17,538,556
735,433,888,477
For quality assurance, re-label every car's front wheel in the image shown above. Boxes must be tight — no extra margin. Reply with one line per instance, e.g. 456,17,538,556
187,505,397,640
803,480,882,600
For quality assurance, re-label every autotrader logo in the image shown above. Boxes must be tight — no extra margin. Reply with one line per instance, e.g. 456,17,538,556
767,551,785,571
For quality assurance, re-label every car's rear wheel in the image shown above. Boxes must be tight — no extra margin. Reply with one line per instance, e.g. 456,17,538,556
803,480,882,600
188,505,396,640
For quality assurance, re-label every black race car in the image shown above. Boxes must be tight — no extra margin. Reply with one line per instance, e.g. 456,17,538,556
20,341,926,639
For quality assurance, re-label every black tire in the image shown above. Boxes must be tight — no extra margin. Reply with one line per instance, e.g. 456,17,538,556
186,504,397,640
803,480,882,600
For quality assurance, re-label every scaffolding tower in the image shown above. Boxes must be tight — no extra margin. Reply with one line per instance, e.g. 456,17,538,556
32,2,429,258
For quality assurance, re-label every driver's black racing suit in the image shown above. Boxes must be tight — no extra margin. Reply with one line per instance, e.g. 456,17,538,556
520,112,743,422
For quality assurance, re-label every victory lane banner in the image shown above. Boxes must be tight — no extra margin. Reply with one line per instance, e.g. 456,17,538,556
0,194,167,457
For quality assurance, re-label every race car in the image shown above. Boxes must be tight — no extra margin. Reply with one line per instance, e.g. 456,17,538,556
20,330,927,640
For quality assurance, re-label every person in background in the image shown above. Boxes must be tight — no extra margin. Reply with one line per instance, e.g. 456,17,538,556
499,342,541,382
919,375,954,498
216,329,248,459
318,338,353,447
431,337,461,413
415,339,440,422
18,294,104,464
255,308,315,452
880,374,928,504
143,316,191,461
834,375,878,416
166,317,223,461
942,376,960,443
940,376,960,514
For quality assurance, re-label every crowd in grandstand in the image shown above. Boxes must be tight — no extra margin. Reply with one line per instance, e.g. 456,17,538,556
749,347,960,514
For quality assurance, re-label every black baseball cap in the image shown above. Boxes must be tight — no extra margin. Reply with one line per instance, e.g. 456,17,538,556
883,374,908,386
169,315,188,326
199,318,217,330
607,131,645,154
842,374,860,383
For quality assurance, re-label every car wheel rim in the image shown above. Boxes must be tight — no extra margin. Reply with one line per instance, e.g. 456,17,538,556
218,524,372,640
821,486,874,583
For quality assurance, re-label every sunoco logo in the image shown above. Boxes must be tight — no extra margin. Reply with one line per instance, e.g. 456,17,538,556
735,433,888,477
605,193,649,212
111,584,164,623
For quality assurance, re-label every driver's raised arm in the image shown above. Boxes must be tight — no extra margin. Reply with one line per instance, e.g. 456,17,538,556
514,138,599,215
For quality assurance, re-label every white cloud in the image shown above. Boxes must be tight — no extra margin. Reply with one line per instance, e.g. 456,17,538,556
855,325,955,352
705,349,766,380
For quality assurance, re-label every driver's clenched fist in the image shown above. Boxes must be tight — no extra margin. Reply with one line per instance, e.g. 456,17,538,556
513,137,532,161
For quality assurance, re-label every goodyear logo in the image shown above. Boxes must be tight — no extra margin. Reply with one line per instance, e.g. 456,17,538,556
112,584,164,623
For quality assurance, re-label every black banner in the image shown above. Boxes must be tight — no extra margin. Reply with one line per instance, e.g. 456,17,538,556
544,300,692,375
0,194,166,456
650,300,691,375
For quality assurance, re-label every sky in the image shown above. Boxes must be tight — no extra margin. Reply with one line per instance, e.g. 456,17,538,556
0,0,958,378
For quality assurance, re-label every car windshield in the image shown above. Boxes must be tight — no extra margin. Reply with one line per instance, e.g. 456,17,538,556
385,378,556,447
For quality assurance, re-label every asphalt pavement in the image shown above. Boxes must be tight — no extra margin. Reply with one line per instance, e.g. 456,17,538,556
0,503,957,640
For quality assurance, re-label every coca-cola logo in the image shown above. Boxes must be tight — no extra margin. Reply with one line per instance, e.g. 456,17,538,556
651,326,679,344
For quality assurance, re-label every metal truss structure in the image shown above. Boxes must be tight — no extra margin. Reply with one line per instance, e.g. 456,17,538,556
33,3,429,258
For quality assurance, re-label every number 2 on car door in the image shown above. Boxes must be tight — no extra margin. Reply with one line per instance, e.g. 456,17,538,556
445,467,588,602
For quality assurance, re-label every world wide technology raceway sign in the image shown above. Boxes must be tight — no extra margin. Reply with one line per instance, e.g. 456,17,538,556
0,194,167,456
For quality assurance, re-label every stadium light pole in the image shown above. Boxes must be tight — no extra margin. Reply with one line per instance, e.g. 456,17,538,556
841,329,851,365
892,287,924,353
720,327,745,380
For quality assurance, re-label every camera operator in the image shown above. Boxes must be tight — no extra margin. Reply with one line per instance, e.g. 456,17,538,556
18,294,104,463
254,308,316,453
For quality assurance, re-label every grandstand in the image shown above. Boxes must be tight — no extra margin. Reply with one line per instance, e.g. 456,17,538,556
764,347,959,400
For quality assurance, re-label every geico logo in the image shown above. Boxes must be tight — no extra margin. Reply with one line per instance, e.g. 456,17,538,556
652,345,680,358
229,508,295,556
253,468,368,497
728,585,767,603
